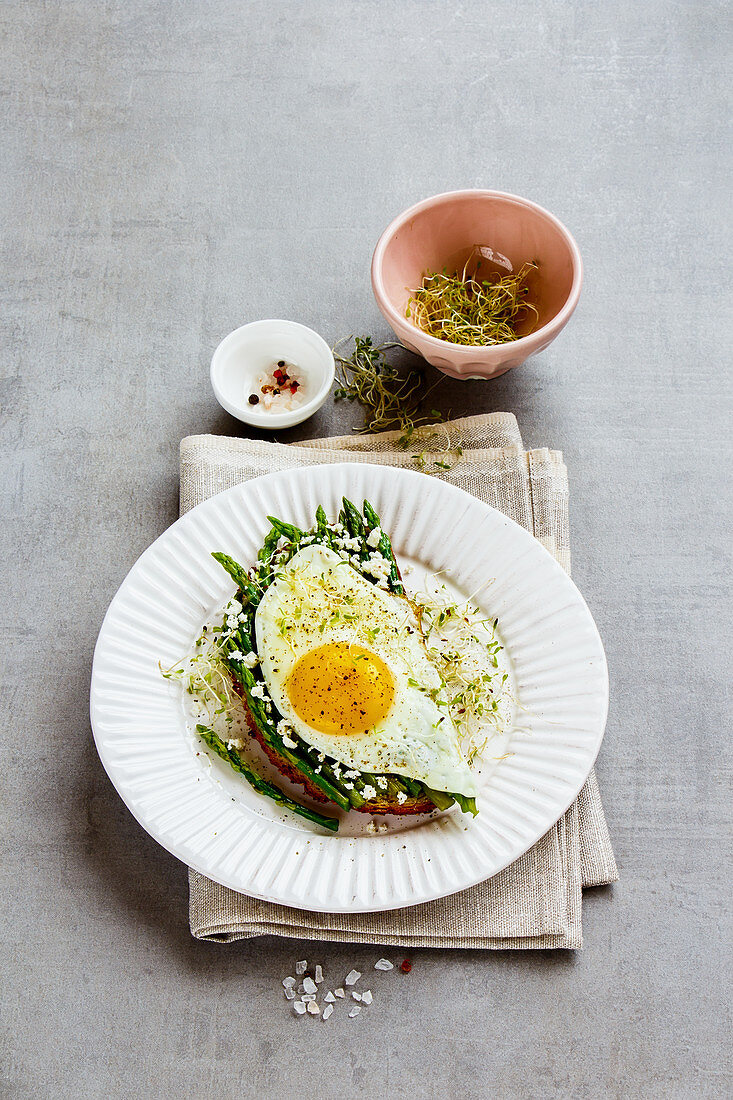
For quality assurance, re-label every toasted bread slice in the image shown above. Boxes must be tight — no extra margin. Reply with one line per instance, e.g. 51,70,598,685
232,679,436,816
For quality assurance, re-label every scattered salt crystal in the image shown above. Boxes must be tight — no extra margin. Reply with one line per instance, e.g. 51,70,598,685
322,1003,334,1021
345,970,361,986
284,988,296,1001
324,992,335,1003
361,990,373,1005
293,1002,306,1015
302,977,317,995
297,984,305,994
314,964,323,984
302,994,316,1003
282,977,295,988
374,959,393,971
349,1006,361,1018
351,991,362,1002
296,960,307,975
334,988,345,998
307,1001,320,1016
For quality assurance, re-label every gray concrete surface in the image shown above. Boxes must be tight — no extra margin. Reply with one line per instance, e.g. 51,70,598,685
2,2,731,1097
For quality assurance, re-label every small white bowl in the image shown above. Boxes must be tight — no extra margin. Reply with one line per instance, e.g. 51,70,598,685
210,319,335,429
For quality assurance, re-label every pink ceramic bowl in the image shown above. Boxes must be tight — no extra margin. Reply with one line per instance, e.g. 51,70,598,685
371,190,583,380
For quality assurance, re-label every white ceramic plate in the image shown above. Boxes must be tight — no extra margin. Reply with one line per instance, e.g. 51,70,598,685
90,463,608,913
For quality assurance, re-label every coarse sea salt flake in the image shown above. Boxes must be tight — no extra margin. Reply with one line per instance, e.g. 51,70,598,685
283,977,295,988
284,988,296,1001
297,984,305,994
345,970,361,986
361,990,373,1004
302,993,315,1003
324,991,335,1003
293,1002,306,1015
307,1002,320,1015
349,1006,361,1018
302,977,317,995
334,988,345,998
322,1004,334,1021
314,965,323,984
375,959,393,971
296,960,307,975
351,991,362,1001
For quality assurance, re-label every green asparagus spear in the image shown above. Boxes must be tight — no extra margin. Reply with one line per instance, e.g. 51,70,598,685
210,552,258,603
341,497,370,561
266,516,304,542
363,500,403,594
421,786,456,811
197,725,338,832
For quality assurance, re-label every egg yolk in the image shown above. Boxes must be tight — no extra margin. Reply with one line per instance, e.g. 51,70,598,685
287,642,395,735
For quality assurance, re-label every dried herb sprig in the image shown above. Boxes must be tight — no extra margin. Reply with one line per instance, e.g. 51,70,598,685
333,335,443,446
406,253,539,346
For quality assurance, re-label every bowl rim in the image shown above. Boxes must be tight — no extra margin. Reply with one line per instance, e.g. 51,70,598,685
210,318,335,429
371,189,583,357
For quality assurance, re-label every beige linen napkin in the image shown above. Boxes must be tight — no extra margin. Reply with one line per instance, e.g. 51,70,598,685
181,413,617,949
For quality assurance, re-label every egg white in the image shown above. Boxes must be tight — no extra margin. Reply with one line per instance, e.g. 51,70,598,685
254,543,476,797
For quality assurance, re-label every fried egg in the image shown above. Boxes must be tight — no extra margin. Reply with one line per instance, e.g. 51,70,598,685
254,543,476,797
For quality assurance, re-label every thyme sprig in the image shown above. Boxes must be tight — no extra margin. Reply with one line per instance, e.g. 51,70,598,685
333,335,444,446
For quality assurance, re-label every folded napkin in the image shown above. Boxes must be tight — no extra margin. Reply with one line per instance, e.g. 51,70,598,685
181,413,617,949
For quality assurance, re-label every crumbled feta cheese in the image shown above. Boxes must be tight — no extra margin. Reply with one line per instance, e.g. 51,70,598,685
307,1002,320,1016
376,776,388,790
229,649,244,661
366,821,378,835
226,738,244,751
349,1006,361,1018
397,791,408,804
374,959,393,971
344,769,360,779
344,970,361,987
302,977,317,995
314,965,323,984
342,535,362,552
296,960,307,975
249,682,267,700
324,991,335,1003
293,1001,306,1015
363,552,391,581
281,734,297,749
334,988,345,998
366,526,383,548
332,764,342,779
322,1004,334,1020
242,651,259,668
362,784,377,801
361,990,373,1005
343,782,354,791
